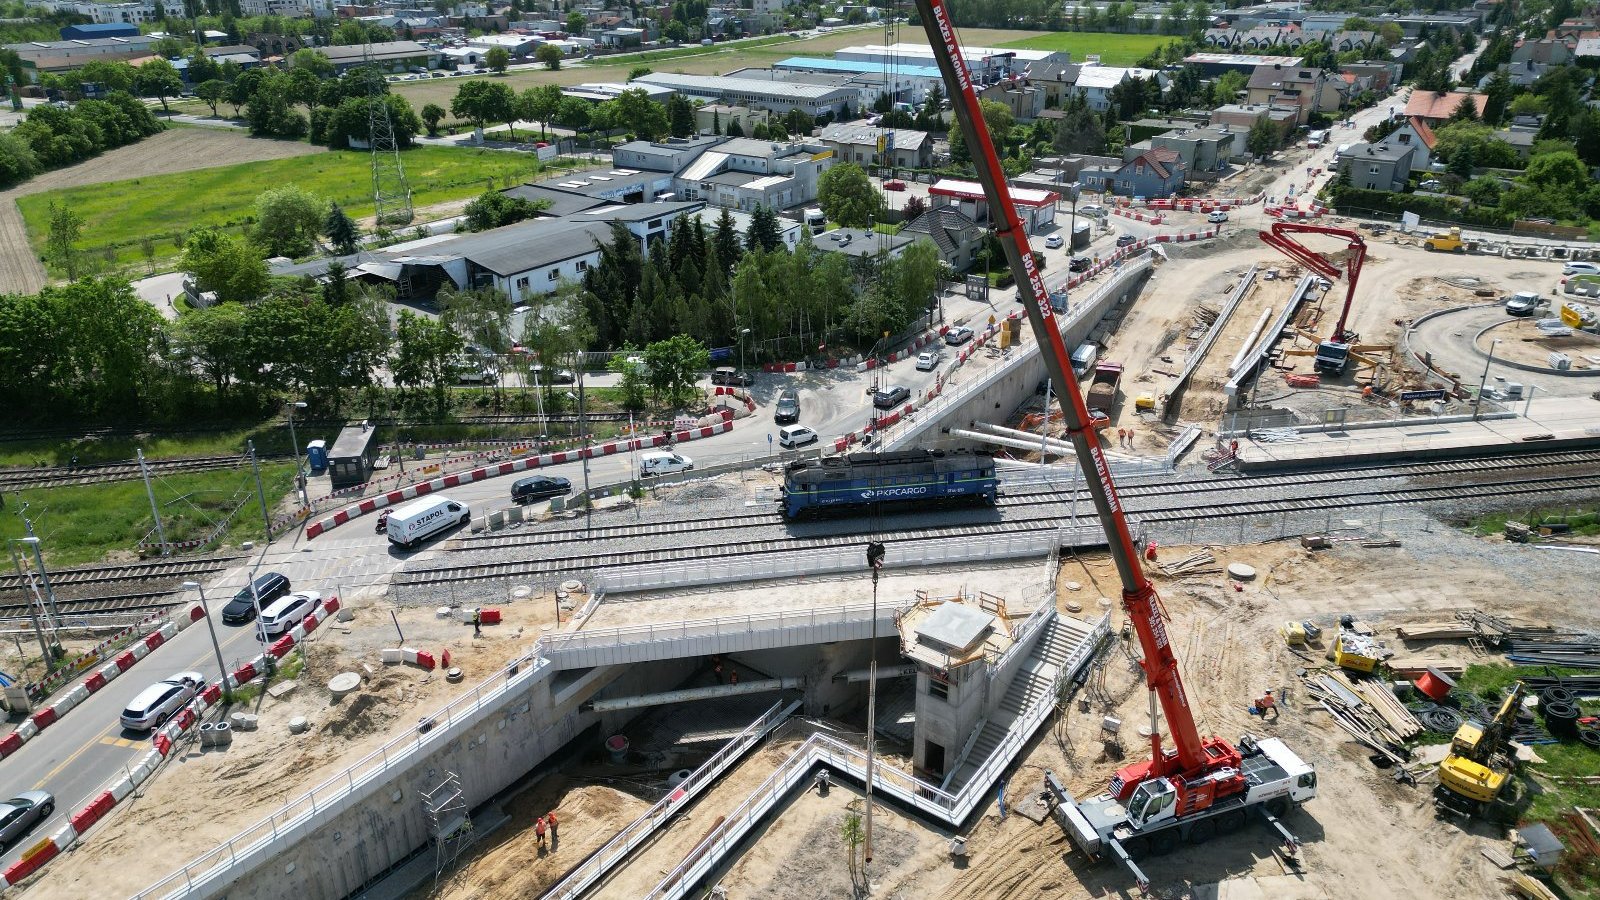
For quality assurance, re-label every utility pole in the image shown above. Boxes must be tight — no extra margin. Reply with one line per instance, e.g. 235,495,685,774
576,354,592,538
184,581,231,693
1041,377,1052,462
287,401,308,506
8,540,53,666
1473,339,1500,421
863,541,887,876
249,441,273,543
137,449,168,556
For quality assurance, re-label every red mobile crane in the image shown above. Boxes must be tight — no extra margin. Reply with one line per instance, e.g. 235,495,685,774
910,2,1317,889
1258,222,1368,374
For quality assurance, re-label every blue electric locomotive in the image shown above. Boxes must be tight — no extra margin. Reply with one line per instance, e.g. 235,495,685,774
780,449,999,519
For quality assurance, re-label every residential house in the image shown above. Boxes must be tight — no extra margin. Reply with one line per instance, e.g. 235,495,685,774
1072,65,1162,113
1384,117,1436,169
1402,89,1488,126
1209,103,1301,137
1151,124,1241,173
1336,140,1418,192
1325,30,1377,52
1245,64,1344,123
1494,127,1538,160
1576,37,1600,60
1510,38,1571,65
1339,61,1400,92
670,137,833,211
1183,52,1302,78
819,123,933,169
1080,147,1187,198
1027,59,1082,108
979,77,1045,122
901,207,986,271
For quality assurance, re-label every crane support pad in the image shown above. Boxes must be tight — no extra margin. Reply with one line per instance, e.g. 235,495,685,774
1044,773,1103,855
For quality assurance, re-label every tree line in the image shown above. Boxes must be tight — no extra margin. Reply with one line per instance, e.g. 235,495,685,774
0,92,164,188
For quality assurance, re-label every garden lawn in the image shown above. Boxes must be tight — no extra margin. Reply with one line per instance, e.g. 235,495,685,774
16,146,552,273
0,421,302,467
998,32,1171,65
0,464,294,567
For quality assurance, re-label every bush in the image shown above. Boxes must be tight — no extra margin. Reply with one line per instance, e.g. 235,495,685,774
1327,185,1514,228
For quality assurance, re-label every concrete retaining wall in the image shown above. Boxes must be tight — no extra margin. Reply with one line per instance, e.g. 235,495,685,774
889,260,1155,450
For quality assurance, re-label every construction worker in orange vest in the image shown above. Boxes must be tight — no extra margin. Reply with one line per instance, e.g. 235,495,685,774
535,814,546,849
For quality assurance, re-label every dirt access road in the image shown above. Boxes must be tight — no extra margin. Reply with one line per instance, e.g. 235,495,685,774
0,128,323,295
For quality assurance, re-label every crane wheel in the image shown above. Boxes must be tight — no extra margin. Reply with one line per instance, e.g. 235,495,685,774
1121,836,1149,860
1186,819,1217,845
1216,809,1247,834
1266,797,1291,818
1150,830,1180,856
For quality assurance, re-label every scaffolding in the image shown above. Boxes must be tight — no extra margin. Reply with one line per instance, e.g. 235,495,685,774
421,771,472,890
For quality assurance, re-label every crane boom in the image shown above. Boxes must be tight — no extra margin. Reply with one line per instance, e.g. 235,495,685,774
1257,222,1367,344
912,0,1222,789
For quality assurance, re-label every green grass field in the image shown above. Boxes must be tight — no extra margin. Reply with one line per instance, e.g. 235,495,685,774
0,464,294,567
16,146,553,274
999,32,1171,66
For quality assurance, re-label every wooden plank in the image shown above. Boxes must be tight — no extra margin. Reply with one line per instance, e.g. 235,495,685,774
1480,846,1515,869
1396,624,1477,640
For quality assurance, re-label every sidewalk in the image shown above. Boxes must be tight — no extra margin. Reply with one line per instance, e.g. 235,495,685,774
1234,395,1600,469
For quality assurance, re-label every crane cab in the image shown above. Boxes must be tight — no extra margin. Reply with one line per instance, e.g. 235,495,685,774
1125,778,1178,829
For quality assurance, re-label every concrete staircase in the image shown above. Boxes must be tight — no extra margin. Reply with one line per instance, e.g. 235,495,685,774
944,615,1099,793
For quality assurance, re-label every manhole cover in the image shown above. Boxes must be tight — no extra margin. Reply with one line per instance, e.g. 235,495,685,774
1226,563,1257,580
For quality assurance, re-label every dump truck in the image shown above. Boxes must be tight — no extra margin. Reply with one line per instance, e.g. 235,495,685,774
1423,227,1464,252
1086,362,1122,421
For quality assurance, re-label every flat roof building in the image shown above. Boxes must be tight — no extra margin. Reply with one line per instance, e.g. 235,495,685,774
631,71,858,117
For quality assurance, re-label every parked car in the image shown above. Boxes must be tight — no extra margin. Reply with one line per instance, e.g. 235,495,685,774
511,475,572,504
1206,210,1229,223
1116,234,1138,247
221,572,290,625
1044,234,1064,249
1078,203,1106,219
883,179,907,191
873,385,910,409
1563,262,1600,277
1419,179,1444,191
774,389,800,424
258,591,321,640
0,792,55,852
529,365,575,384
1069,256,1091,273
640,450,693,477
944,326,974,346
710,367,754,386
777,424,819,448
120,672,204,731
916,350,938,371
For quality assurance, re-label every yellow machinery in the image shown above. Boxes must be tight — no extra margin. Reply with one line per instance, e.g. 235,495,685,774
1423,227,1464,252
1437,682,1525,817
1332,629,1383,673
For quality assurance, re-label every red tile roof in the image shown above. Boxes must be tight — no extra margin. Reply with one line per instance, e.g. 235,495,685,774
1403,90,1489,121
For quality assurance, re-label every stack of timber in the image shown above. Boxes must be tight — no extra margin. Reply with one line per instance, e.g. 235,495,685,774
1395,622,1477,641
1352,676,1423,740
1303,670,1412,765
1158,549,1219,578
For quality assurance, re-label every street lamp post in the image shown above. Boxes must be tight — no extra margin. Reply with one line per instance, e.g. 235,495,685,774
739,327,751,374
287,401,308,506
184,581,231,694
1473,338,1501,421
8,539,53,666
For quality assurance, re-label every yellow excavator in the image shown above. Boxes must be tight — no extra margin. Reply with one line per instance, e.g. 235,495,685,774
1436,681,1525,820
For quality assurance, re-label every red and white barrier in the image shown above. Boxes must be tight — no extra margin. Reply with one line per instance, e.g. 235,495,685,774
0,602,206,762
306,417,736,539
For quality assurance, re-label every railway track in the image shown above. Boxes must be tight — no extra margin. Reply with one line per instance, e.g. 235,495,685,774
0,455,252,491
0,556,242,595
0,589,187,620
450,448,1600,553
396,465,1597,586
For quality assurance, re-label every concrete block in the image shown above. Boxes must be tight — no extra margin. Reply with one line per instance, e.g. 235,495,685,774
380,648,405,664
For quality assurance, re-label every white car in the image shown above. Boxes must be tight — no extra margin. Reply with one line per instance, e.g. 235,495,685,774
916,351,938,371
121,672,204,731
1206,210,1229,223
777,424,818,448
1563,262,1599,277
258,591,321,640
1044,234,1064,249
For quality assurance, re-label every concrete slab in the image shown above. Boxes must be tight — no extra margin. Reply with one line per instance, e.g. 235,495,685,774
1234,395,1600,469
916,602,994,653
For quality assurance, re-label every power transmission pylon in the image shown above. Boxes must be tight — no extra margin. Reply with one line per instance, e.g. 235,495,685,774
365,43,413,231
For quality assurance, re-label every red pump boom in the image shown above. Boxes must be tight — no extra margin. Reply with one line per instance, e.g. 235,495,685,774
911,0,1241,805
1258,222,1367,344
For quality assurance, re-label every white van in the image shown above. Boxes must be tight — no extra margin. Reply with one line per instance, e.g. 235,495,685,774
804,208,826,229
778,424,818,449
1307,129,1326,149
1070,342,1098,377
640,450,693,478
386,496,470,548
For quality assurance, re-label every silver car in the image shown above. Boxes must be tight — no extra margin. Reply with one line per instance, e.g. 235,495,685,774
120,671,203,732
0,791,55,851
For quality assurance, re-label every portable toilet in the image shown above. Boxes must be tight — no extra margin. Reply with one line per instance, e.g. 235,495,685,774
305,439,328,475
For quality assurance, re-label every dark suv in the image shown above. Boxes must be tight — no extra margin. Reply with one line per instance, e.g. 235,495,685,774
220,572,291,625
511,475,572,504
1068,256,1091,273
774,390,800,423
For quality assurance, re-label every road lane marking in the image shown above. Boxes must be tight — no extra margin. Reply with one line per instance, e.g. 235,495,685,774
33,719,127,790
99,736,144,749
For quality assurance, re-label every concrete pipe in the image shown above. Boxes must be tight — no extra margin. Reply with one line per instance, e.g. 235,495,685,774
212,721,232,746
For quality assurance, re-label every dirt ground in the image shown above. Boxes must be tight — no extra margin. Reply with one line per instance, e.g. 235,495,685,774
23,590,562,899
0,128,325,294
1478,316,1600,371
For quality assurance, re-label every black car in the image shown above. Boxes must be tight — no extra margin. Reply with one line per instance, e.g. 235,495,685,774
1116,234,1137,247
944,326,974,346
774,389,800,424
511,475,573,504
873,385,910,409
220,572,291,625
710,367,755,386
1068,256,1091,273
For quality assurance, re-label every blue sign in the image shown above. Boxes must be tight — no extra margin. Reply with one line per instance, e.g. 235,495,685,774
709,346,733,361
1400,389,1446,402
